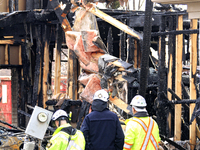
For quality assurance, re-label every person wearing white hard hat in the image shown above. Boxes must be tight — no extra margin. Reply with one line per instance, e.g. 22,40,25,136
80,89,124,150
123,95,161,150
46,109,85,150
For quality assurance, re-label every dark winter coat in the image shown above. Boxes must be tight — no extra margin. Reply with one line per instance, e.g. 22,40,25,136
80,99,124,150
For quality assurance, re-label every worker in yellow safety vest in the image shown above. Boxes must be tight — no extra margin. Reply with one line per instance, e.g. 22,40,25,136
46,109,85,150
123,95,161,150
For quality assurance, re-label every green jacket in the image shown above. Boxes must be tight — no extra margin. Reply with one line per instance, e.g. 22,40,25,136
46,123,85,150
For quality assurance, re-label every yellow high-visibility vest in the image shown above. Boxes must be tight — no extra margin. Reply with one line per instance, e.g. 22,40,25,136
46,123,85,150
123,117,161,150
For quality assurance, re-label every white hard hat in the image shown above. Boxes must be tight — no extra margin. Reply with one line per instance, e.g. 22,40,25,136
130,95,147,112
52,109,68,121
93,89,109,102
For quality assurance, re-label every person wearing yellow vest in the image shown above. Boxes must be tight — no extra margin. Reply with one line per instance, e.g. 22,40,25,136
123,95,161,150
46,109,85,150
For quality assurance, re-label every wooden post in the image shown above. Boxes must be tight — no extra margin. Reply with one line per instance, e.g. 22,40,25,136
134,40,138,68
119,20,126,61
107,27,113,55
174,15,183,141
67,49,77,100
157,16,167,135
5,44,8,65
19,45,22,65
54,25,62,95
139,0,153,96
32,25,42,106
43,26,50,108
167,16,174,137
190,19,197,150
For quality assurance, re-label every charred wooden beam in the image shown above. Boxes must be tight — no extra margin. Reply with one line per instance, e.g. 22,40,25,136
160,134,186,150
119,19,126,61
15,0,18,11
172,15,176,100
168,88,181,101
9,0,14,13
157,15,167,136
48,0,72,32
43,25,51,108
0,11,58,28
169,100,196,104
21,39,32,107
107,27,113,55
167,15,175,137
0,65,22,68
54,24,62,95
139,0,153,96
151,29,199,37
38,25,45,107
134,40,140,68
21,40,32,127
0,119,24,131
7,44,10,65
67,49,78,100
18,66,26,128
127,35,134,64
32,25,42,106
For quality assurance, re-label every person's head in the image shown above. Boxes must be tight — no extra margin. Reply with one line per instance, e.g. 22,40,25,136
92,89,109,111
52,109,69,127
130,95,147,114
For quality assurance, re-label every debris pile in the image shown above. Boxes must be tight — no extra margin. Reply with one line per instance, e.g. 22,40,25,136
65,8,138,114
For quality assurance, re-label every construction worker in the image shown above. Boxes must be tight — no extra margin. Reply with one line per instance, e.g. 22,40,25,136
123,95,161,150
80,89,124,150
46,109,85,150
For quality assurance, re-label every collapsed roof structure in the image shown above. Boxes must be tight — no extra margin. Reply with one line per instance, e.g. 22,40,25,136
0,0,200,149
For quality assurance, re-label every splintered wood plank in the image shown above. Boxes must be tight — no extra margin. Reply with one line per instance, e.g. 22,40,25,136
54,25,62,95
174,15,183,141
190,19,197,150
85,5,142,40
67,49,78,100
43,32,50,108
109,96,132,115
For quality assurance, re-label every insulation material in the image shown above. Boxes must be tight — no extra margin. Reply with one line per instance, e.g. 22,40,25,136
81,30,106,53
80,61,99,73
78,73,99,86
80,75,101,103
65,31,81,50
73,7,99,32
74,34,92,65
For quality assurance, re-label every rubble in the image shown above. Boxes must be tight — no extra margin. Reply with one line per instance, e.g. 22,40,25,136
1,0,200,149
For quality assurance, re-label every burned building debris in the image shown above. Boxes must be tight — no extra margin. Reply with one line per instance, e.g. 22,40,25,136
0,0,200,149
